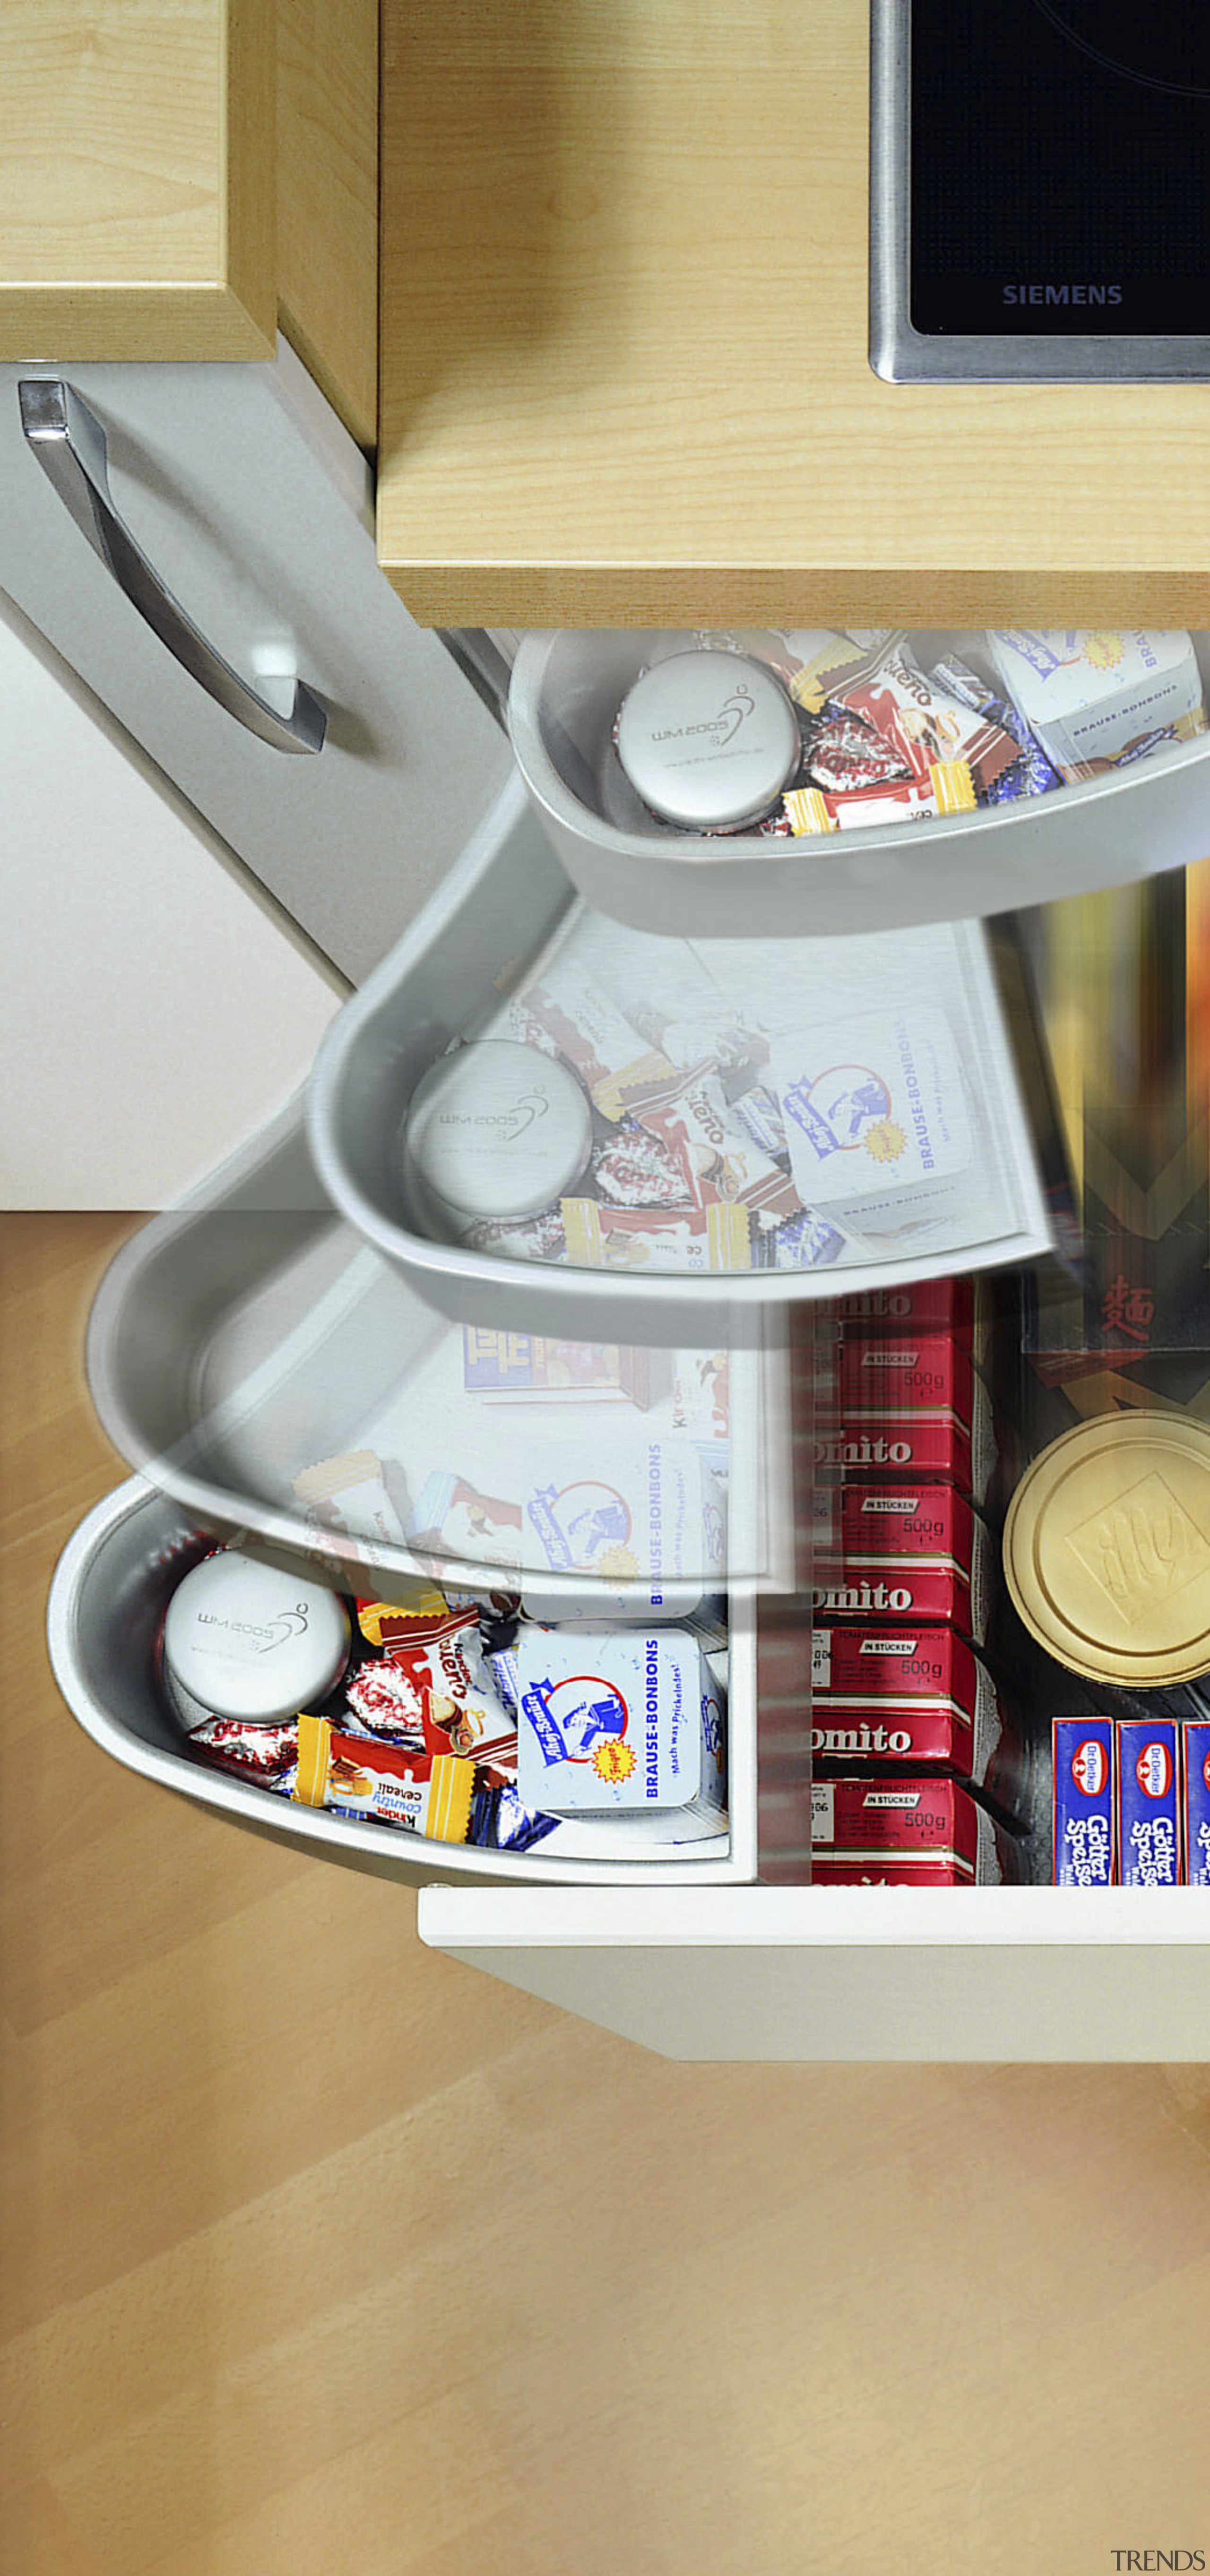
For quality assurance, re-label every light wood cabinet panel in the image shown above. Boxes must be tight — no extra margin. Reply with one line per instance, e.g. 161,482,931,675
377,0,1210,626
0,0,376,448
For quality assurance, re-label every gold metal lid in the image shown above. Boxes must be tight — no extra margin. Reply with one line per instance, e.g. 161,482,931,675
1003,1410,1210,1687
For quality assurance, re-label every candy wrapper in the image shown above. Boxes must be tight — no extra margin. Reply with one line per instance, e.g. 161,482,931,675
928,652,1056,803
753,1206,847,1270
803,710,913,792
561,1197,754,1273
292,1716,475,1841
469,1779,562,1853
590,1115,696,1209
782,762,976,834
524,967,678,1122
293,1450,410,1556
187,1715,299,1782
832,639,1020,795
630,1064,799,1220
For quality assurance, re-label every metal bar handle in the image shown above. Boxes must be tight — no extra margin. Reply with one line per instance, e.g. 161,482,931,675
18,379,327,756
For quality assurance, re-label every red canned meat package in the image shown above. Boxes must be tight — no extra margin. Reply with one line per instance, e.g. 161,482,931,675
811,1777,1023,1884
811,1480,988,1635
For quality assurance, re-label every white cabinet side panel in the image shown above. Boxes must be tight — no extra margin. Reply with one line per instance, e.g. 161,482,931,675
0,594,341,1207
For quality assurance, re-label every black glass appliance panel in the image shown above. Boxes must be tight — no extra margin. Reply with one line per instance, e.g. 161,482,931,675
910,0,1210,336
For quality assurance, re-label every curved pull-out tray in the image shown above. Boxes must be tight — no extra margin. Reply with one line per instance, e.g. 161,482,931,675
85,1092,791,1606
307,779,1070,1334
46,1477,756,1886
509,630,1210,939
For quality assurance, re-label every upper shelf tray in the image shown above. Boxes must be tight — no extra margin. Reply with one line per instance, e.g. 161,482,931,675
508,630,1210,939
306,776,1070,1331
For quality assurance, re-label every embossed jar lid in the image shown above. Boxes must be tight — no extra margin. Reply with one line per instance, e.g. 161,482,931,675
1003,1411,1210,1686
615,650,802,830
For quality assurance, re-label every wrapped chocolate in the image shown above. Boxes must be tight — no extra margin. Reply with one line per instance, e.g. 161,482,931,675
187,1714,299,1782
590,1115,696,1209
754,1205,847,1270
783,762,977,835
928,653,1056,804
293,1450,410,1554
832,639,1019,795
460,1206,567,1263
356,1586,451,1649
561,1197,754,1273
803,711,913,793
292,1716,475,1841
344,1658,426,1743
523,966,678,1122
631,1064,800,1220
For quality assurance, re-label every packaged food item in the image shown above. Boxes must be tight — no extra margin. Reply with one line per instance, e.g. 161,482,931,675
832,639,1020,795
355,1586,452,1649
1051,1717,1115,1885
809,1623,1025,1817
1182,1722,1210,1887
162,1548,351,1729
1003,1413,1210,1697
292,1716,475,1840
927,653,1058,803
402,1040,593,1230
835,1330,976,1426
631,1064,800,1220
561,1197,754,1272
821,1277,977,1337
408,1439,727,1595
524,967,679,1123
520,1580,726,1636
293,1451,410,1557
460,1207,568,1264
589,1116,696,1210
811,1481,988,1633
806,1389,991,1503
771,1005,974,1246
671,1347,730,1441
693,627,874,710
985,629,1206,781
802,711,913,792
1116,1719,1181,1886
782,766,976,834
515,1625,726,1817
186,1714,300,1782
460,1329,651,1405
615,649,804,829
754,1205,847,1270
810,1777,1018,1882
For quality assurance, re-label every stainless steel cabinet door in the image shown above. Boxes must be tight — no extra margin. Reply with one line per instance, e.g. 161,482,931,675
0,341,513,981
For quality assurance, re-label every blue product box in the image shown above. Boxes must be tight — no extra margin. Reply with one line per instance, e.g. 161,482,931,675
1052,1717,1115,1886
1183,1722,1210,1889
1117,1719,1181,1887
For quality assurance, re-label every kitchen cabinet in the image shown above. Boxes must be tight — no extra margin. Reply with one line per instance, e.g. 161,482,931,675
0,0,377,448
376,0,1210,629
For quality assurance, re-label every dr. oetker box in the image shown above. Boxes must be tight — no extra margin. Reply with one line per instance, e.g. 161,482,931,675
1051,1717,1115,1886
1117,1718,1181,1887
1183,1722,1210,1888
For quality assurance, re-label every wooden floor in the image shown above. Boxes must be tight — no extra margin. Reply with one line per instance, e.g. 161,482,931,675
4,1211,1210,2574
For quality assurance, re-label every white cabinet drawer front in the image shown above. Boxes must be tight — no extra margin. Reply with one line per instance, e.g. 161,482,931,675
417,1883,1210,2061
510,629,1210,937
0,345,512,981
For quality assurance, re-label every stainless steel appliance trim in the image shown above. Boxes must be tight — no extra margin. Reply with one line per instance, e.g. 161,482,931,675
869,0,1210,383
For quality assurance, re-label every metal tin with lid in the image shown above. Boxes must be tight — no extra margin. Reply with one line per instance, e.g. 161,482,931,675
615,649,802,830
1003,1411,1210,1694
402,1040,593,1229
163,1548,352,1729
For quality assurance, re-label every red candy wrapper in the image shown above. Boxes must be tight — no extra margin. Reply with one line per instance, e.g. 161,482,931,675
833,640,1018,795
187,1715,299,1781
783,764,976,833
631,1064,799,1221
292,1717,475,1840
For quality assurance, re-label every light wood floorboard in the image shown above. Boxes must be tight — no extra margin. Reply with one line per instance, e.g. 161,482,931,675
3,1213,1210,2572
